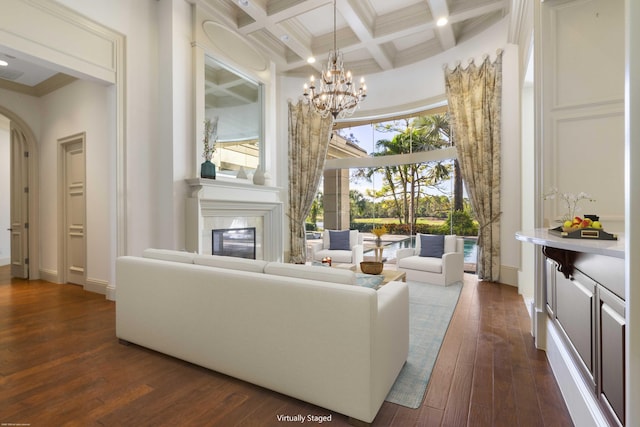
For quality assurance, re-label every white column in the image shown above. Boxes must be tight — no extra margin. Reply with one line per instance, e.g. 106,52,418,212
625,0,640,423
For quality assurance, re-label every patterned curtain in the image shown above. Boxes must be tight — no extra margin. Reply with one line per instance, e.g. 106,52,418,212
288,100,334,263
444,50,503,281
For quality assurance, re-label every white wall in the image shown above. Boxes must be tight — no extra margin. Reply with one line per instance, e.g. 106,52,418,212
54,0,163,257
500,43,523,285
520,74,535,301
157,0,193,251
0,115,9,265
0,88,42,137
540,0,625,231
38,79,114,286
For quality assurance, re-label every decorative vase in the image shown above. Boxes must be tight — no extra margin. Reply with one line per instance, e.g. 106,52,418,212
200,160,216,179
253,166,265,185
375,236,382,247
236,166,247,179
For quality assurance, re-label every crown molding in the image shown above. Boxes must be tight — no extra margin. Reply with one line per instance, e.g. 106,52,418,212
0,72,77,97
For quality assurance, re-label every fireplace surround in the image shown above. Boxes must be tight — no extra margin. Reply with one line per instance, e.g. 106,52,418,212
186,178,283,261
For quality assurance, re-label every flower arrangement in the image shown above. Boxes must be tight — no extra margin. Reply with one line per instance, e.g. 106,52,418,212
543,188,595,222
371,225,388,238
202,117,218,161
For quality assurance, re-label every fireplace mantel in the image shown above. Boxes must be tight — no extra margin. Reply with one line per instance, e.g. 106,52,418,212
186,177,282,202
185,178,284,261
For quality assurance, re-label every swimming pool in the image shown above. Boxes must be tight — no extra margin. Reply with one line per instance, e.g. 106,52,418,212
364,236,478,263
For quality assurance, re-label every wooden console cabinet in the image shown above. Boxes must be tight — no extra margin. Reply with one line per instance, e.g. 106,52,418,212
517,229,625,426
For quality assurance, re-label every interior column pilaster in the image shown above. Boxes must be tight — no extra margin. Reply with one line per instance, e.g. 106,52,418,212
323,169,350,230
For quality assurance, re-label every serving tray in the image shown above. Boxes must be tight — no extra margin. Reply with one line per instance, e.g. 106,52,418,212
549,226,618,240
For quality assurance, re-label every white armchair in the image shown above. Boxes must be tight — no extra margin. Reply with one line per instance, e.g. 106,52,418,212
396,234,464,286
309,230,364,266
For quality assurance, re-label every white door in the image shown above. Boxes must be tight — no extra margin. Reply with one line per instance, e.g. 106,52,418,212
9,124,29,279
61,136,86,285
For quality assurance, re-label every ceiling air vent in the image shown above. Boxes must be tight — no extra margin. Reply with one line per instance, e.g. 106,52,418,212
0,69,24,81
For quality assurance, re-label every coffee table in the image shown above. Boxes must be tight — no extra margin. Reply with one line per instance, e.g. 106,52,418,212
378,269,406,286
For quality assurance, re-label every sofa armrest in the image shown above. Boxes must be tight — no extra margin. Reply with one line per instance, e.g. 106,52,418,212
309,241,324,261
442,251,464,284
373,281,409,405
396,247,415,261
352,244,364,265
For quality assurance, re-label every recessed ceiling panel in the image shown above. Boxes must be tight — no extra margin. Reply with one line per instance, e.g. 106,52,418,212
392,30,436,51
294,3,346,37
369,0,425,16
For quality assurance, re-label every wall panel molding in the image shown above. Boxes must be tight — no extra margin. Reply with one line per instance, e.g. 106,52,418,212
0,0,120,83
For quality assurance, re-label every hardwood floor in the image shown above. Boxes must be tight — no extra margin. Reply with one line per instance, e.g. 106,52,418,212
0,266,573,426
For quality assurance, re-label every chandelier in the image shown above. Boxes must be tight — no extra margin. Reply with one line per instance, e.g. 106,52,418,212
302,0,367,119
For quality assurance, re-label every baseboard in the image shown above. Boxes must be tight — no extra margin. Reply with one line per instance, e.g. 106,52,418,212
39,268,59,283
0,257,10,266
106,284,116,301
38,269,109,297
545,318,611,427
500,265,519,286
85,278,108,295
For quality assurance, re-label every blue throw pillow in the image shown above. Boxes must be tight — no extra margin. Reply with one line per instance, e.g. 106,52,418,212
419,234,445,258
329,230,351,250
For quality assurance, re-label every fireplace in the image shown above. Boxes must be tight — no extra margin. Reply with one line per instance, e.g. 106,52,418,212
186,178,284,261
212,227,256,259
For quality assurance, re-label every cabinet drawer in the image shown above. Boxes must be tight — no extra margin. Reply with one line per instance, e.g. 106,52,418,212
555,270,595,375
599,286,625,425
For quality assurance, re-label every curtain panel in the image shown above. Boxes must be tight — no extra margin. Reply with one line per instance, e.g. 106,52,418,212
287,101,334,263
444,50,503,281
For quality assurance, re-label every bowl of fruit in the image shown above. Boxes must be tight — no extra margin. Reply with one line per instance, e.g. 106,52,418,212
562,216,603,232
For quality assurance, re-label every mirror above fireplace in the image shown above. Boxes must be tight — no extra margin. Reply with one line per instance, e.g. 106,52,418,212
204,55,264,178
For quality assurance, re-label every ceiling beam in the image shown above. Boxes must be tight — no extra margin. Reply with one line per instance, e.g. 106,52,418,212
427,0,456,50
235,0,330,69
339,0,393,71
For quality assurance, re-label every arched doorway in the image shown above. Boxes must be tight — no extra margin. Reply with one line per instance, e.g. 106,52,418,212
0,106,40,280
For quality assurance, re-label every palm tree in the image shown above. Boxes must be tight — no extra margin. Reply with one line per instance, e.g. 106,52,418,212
349,189,367,218
358,116,452,225
412,114,464,210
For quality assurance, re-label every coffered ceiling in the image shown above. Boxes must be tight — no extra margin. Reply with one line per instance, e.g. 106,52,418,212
201,0,510,77
0,0,511,96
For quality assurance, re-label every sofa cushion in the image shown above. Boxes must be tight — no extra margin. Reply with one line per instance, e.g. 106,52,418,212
322,229,358,250
313,249,354,264
264,262,355,285
142,248,196,264
419,234,445,258
193,254,267,273
397,255,443,273
328,230,351,250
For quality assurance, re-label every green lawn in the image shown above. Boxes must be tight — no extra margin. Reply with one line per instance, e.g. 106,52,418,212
352,217,446,226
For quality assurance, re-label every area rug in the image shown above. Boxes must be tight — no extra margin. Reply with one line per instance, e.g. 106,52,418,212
385,280,463,408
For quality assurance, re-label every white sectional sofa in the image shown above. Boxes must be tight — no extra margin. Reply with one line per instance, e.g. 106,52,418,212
115,249,409,424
